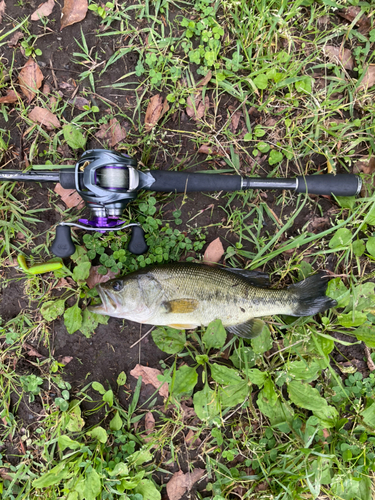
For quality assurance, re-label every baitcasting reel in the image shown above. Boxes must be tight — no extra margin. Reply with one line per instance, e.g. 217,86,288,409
0,148,362,259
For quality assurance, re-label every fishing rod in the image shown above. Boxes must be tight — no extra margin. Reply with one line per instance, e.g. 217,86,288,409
0,149,362,258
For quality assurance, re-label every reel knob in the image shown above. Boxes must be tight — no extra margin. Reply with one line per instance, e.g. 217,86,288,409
51,225,76,258
128,226,148,255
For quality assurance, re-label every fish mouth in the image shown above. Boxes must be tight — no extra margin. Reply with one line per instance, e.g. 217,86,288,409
96,285,118,313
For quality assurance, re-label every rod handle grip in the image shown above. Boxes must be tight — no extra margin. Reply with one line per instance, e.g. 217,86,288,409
296,174,362,196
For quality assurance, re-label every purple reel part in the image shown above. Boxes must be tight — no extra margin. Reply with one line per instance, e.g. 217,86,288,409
78,217,125,233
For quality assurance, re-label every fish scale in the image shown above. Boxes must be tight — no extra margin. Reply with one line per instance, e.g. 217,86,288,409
89,263,337,338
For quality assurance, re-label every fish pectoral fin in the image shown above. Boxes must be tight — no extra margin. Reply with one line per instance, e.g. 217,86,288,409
162,299,199,314
226,318,265,339
167,324,198,329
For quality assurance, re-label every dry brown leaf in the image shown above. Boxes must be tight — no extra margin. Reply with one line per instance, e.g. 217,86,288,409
31,0,54,20
0,89,19,104
23,342,44,358
338,6,371,34
86,265,118,289
324,46,354,70
28,106,61,130
54,183,85,209
145,412,155,434
144,94,169,131
198,144,226,156
95,118,126,147
60,0,88,30
354,157,375,175
7,31,23,47
186,93,209,121
166,469,205,500
68,95,90,110
230,110,241,133
18,58,44,103
358,65,375,91
60,356,73,365
185,429,201,449
203,237,224,265
0,0,5,24
197,70,212,87
0,468,12,481
130,364,168,398
55,278,71,288
59,81,75,90
307,216,329,233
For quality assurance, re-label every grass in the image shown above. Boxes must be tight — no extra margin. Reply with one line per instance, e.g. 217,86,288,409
0,0,375,498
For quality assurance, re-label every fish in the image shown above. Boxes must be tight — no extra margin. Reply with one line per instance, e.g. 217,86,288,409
88,263,337,339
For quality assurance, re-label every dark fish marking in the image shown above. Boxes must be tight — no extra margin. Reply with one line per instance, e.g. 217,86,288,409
240,307,245,313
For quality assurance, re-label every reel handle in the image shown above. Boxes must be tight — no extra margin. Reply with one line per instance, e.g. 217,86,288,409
51,225,76,258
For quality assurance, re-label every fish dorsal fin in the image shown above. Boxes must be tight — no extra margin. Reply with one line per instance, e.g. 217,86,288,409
226,318,265,339
224,268,270,288
162,299,199,314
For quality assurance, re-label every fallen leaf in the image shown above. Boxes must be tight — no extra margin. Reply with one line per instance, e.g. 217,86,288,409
324,46,354,70
186,93,209,121
60,0,88,30
68,95,90,110
42,83,51,95
185,429,201,449
0,0,5,24
86,265,118,289
31,0,54,20
59,81,75,90
203,237,224,265
55,278,71,288
198,144,226,156
307,216,329,233
0,468,12,481
338,6,371,34
23,342,44,358
28,106,61,130
197,70,212,87
7,31,23,47
180,401,196,420
60,356,73,365
95,118,126,147
130,364,168,398
354,157,375,175
230,110,241,133
144,94,169,131
0,89,19,104
166,469,205,500
145,412,155,434
18,58,44,103
54,183,85,209
358,65,375,91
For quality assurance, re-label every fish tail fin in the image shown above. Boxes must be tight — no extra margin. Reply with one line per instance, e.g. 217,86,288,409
288,272,337,316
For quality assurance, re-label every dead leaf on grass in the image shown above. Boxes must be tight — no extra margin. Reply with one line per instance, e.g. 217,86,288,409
186,93,209,121
185,429,201,449
60,0,88,30
203,237,224,265
166,469,205,500
145,412,155,434
0,0,5,24
60,356,73,365
144,94,169,131
68,95,90,110
0,89,19,104
95,118,126,147
324,46,354,70
23,342,44,358
7,31,23,47
198,144,226,156
54,183,84,209
338,6,371,34
55,278,71,288
307,216,330,233
354,157,375,175
0,468,12,481
28,106,61,130
18,58,44,103
130,364,168,398
358,65,375,91
86,265,118,289
59,81,75,90
230,110,241,133
31,0,54,20
197,70,212,87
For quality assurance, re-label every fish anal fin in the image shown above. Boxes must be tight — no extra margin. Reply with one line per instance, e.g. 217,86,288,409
163,299,199,314
167,324,198,329
226,318,265,339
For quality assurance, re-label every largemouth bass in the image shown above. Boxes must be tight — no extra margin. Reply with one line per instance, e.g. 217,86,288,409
89,263,337,338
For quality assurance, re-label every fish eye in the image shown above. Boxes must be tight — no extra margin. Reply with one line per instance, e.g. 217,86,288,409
112,280,124,292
